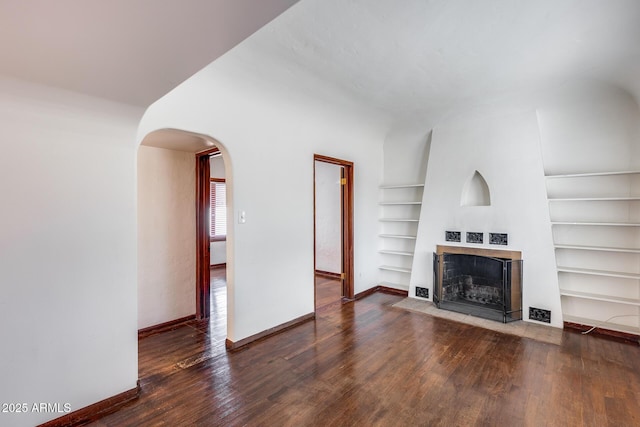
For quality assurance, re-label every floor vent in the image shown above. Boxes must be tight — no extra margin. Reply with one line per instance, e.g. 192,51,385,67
529,307,551,323
415,287,429,299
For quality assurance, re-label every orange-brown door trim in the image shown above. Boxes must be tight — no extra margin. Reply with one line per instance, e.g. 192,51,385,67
195,147,219,319
313,154,355,301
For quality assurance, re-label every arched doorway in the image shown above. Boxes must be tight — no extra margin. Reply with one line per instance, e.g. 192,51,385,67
137,128,232,337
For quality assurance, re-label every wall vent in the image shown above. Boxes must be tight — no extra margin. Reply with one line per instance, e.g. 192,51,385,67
415,287,429,299
529,307,551,323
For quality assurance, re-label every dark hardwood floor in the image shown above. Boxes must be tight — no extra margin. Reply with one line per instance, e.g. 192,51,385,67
315,275,342,310
90,270,640,426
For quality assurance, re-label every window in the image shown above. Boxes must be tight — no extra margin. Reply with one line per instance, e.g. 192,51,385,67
210,178,227,241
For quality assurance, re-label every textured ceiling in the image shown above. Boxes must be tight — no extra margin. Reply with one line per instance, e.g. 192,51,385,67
3,0,640,121
238,0,640,120
0,0,299,106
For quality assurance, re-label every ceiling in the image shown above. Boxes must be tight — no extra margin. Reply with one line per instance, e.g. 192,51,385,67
2,0,639,123
238,0,640,121
0,0,299,107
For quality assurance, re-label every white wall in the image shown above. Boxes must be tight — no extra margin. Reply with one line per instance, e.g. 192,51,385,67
0,76,141,427
137,145,196,329
314,161,342,273
382,124,432,186
537,84,640,173
210,154,227,265
138,51,387,343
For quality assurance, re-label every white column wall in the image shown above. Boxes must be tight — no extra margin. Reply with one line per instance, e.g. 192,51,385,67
0,76,141,427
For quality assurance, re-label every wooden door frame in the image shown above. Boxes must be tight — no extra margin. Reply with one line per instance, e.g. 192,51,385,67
313,154,354,302
195,147,220,319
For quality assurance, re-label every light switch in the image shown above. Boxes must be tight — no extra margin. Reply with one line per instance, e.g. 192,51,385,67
239,210,246,224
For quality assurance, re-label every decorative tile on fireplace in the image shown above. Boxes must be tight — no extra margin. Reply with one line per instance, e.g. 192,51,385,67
445,231,461,242
466,232,483,244
489,233,508,245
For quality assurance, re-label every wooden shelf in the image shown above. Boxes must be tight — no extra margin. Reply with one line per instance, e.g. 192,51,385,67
557,266,640,280
379,218,419,222
560,289,640,306
554,244,640,254
563,314,640,335
379,265,411,273
379,234,417,240
379,250,414,257
546,171,640,179
380,184,425,189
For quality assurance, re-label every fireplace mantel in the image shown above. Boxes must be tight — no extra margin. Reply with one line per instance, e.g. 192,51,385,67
436,245,521,260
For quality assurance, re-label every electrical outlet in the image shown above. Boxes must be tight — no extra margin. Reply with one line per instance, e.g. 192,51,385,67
529,307,551,323
415,287,429,299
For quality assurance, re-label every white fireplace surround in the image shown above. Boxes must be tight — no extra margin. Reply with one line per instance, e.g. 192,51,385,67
408,109,562,327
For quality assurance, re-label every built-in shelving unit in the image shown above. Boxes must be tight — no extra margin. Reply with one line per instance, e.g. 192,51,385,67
378,184,424,291
559,289,640,306
551,221,640,226
556,266,640,280
379,250,414,256
379,265,412,273
546,170,640,334
554,244,640,253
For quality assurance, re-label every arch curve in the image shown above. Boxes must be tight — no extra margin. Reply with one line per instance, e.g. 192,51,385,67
137,128,234,340
461,170,491,206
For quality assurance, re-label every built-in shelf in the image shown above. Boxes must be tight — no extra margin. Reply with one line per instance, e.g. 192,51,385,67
563,314,640,335
379,250,414,256
378,182,424,290
546,169,640,334
379,265,412,273
379,201,422,205
560,289,640,306
548,196,640,201
551,221,640,227
557,266,640,280
546,171,640,179
380,184,425,189
554,244,640,254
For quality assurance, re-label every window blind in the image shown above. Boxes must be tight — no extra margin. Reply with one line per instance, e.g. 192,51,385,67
210,181,227,238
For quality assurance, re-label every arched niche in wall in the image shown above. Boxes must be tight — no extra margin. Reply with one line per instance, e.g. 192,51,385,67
461,170,491,206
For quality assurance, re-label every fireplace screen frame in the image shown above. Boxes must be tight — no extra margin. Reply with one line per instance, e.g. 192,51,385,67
433,245,523,323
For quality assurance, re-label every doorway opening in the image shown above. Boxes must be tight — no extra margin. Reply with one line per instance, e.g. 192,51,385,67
313,154,354,310
137,129,231,340
195,146,228,320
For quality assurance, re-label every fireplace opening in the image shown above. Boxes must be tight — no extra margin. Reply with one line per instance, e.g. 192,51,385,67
433,246,522,323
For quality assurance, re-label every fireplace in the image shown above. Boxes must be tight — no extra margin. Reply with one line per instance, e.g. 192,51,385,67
433,245,522,323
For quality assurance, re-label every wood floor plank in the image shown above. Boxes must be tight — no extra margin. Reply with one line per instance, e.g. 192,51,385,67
88,271,640,426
